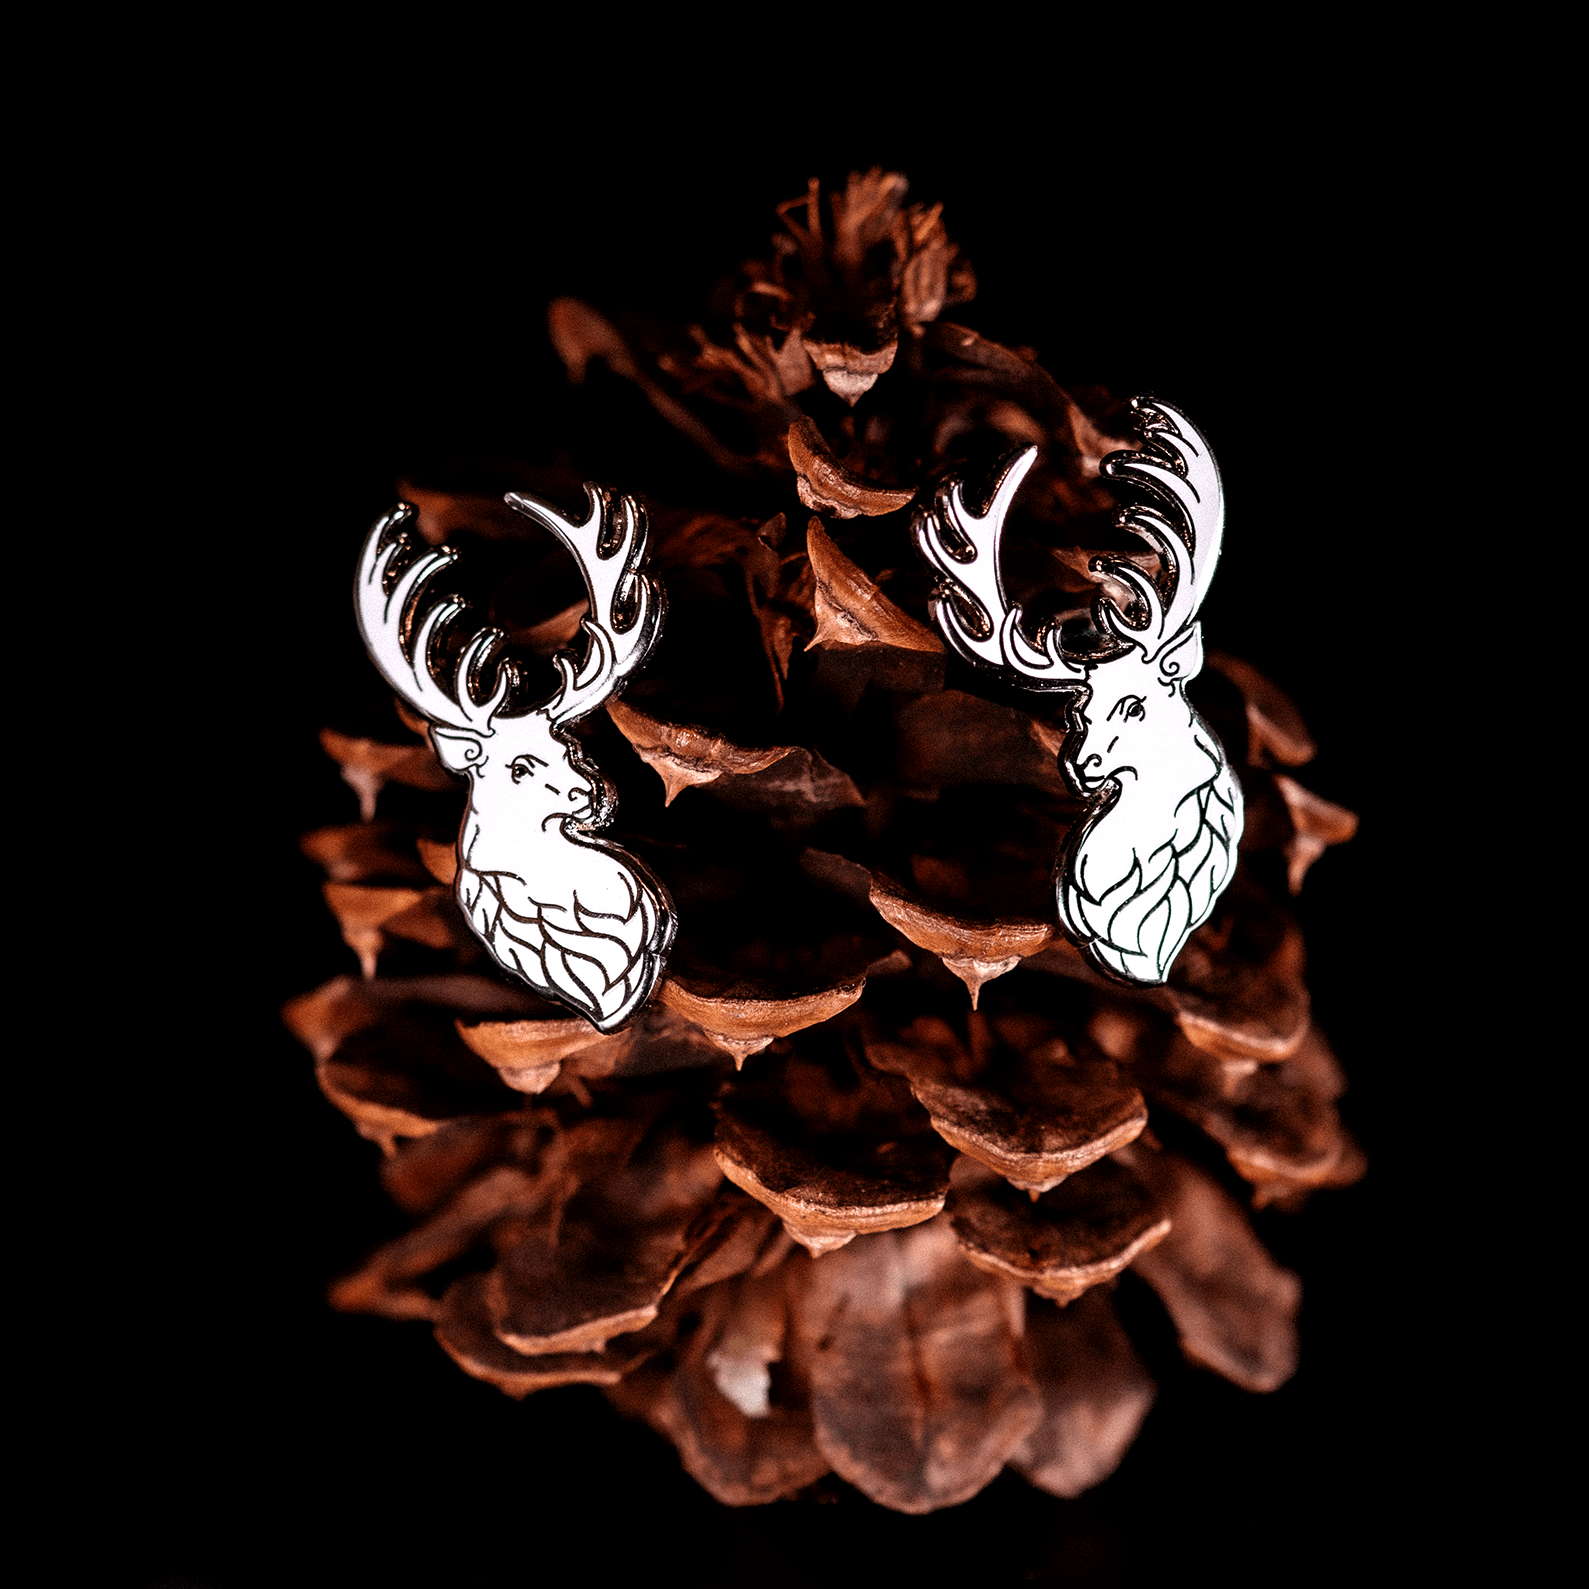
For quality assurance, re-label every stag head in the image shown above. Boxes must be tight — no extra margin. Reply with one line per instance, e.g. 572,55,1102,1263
913,396,1243,987
354,487,673,1031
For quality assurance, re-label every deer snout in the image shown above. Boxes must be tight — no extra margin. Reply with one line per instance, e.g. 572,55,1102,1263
539,780,596,831
536,768,595,825
1067,721,1106,783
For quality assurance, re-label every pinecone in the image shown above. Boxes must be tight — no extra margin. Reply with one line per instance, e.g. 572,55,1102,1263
285,169,1363,1514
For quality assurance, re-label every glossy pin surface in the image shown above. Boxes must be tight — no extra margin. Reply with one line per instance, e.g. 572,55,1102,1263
355,486,675,1030
914,396,1243,985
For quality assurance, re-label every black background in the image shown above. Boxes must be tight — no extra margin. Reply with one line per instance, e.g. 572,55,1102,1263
100,108,1460,1587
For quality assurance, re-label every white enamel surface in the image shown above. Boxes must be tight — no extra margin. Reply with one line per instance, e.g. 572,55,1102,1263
1056,649,1242,984
914,397,1244,987
355,489,674,1031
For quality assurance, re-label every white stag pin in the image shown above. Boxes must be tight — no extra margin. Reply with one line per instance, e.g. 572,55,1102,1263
913,395,1244,987
355,486,675,1031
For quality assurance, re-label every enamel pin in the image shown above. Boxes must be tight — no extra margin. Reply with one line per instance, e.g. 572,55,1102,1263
356,486,675,1030
913,396,1243,986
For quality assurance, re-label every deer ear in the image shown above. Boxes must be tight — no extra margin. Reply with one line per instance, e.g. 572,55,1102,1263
1157,621,1203,685
429,727,486,773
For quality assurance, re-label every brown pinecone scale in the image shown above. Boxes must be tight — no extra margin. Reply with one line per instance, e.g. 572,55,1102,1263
287,169,1363,1514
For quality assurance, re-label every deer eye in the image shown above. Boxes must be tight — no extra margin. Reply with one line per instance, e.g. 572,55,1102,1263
1125,698,1145,721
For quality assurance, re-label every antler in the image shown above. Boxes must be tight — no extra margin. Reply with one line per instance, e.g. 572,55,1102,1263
913,446,1087,689
505,485,664,725
355,505,513,739
1095,396,1225,664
